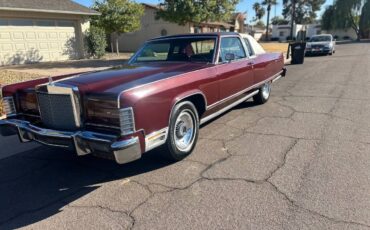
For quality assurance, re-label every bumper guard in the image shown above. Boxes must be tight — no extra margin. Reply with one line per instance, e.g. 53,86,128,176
0,119,141,164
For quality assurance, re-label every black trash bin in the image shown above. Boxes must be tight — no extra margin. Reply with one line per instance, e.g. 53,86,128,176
288,42,306,64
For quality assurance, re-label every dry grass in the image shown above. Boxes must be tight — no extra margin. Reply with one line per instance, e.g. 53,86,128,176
0,70,42,85
260,42,289,53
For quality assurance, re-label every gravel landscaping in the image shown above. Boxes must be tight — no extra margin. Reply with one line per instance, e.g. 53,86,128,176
0,70,43,85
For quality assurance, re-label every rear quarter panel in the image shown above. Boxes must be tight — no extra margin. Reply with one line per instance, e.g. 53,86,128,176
253,52,284,84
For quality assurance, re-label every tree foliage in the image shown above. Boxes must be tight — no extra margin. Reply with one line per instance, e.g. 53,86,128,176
253,2,266,21
262,0,278,40
321,5,335,31
85,26,107,58
282,0,325,24
254,20,266,28
271,16,290,25
156,0,240,25
321,0,367,41
91,0,144,54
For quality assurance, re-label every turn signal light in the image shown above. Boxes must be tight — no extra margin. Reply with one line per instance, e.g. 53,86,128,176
1,97,17,118
119,108,135,135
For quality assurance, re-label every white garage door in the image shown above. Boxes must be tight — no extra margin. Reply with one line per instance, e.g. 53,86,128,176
0,18,78,65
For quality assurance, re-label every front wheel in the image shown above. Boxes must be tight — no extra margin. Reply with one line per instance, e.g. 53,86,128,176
253,81,271,105
162,101,199,161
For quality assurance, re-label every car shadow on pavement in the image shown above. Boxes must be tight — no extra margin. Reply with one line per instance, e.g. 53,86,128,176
0,101,257,229
0,145,172,229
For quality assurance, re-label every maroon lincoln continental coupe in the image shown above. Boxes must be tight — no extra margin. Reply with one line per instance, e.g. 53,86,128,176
0,33,286,164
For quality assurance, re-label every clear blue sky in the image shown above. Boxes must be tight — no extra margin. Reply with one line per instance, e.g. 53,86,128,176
75,0,334,23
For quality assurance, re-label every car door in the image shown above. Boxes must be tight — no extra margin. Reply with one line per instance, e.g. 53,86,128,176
242,36,272,85
216,36,254,100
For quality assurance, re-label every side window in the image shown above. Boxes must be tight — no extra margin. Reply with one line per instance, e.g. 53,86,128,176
243,38,255,57
219,37,246,62
136,43,170,62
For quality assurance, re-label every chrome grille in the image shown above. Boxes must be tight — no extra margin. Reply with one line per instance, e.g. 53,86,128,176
37,93,77,130
312,45,324,49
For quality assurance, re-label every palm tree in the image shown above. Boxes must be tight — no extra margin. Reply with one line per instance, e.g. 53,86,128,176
252,2,266,21
262,0,278,41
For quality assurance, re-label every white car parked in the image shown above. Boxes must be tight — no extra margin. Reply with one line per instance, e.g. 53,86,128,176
305,34,336,56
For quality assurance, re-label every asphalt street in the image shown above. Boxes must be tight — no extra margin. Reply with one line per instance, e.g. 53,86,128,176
0,42,369,229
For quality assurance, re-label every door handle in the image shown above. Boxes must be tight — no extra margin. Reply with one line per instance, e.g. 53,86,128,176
248,61,254,65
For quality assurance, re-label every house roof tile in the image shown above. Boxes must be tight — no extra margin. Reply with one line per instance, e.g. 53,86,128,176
0,0,99,15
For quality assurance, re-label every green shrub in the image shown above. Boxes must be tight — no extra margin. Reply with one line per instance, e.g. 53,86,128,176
85,26,107,58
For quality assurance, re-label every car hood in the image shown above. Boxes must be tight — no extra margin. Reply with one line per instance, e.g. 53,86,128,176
307,41,331,45
58,62,210,96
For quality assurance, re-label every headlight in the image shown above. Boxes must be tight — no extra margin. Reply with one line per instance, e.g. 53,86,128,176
119,108,135,135
18,91,39,115
85,98,135,135
325,44,332,48
1,96,17,118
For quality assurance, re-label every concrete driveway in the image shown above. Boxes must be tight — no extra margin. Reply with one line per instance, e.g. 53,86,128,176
1,43,370,229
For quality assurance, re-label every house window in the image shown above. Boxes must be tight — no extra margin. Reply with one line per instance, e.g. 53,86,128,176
0,19,8,26
58,20,75,27
279,31,285,37
35,20,55,27
194,27,201,34
9,19,33,26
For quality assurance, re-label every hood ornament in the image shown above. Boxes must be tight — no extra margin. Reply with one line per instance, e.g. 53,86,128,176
48,76,54,86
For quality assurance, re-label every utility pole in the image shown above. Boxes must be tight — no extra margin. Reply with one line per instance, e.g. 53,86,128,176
290,0,296,41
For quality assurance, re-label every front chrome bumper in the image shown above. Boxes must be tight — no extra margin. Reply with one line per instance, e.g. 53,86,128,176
0,119,142,164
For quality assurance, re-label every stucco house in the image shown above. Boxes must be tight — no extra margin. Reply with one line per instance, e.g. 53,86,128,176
272,23,358,41
118,4,246,52
0,0,99,66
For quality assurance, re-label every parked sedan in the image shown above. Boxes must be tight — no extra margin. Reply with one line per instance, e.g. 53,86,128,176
305,34,336,56
0,32,286,164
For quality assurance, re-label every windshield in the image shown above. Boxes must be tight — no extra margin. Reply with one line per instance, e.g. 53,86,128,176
310,36,332,42
132,37,216,64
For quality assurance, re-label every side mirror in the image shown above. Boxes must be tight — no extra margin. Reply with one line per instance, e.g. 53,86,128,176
225,53,235,62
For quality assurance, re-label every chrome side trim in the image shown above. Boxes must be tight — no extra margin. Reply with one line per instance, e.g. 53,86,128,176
207,70,284,110
272,74,283,83
200,90,259,125
145,127,169,152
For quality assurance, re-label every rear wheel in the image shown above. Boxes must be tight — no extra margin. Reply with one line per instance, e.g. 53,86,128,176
253,81,271,105
162,101,199,161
